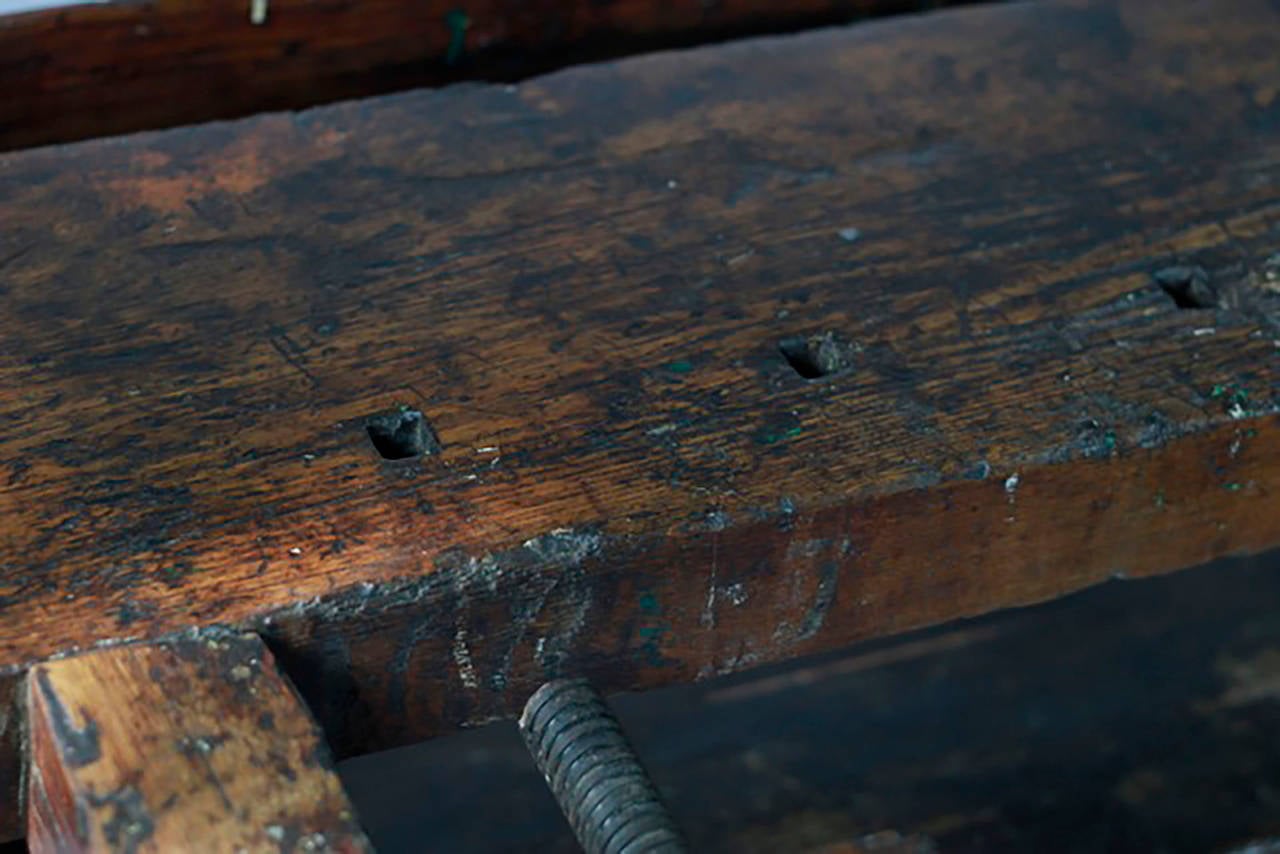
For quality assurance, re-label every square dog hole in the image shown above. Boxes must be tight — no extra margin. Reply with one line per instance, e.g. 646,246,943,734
366,408,441,460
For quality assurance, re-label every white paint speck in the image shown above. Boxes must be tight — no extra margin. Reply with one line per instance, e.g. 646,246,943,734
716,649,759,675
288,547,302,556
837,227,861,242
724,582,748,607
299,833,328,852
249,0,267,25
1193,327,1216,337
1004,473,1020,523
704,510,731,532
666,180,679,189
1263,253,1280,283
475,446,499,454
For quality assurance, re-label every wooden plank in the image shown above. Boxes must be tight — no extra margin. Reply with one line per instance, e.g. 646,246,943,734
0,0,1279,837
25,632,370,852
0,0,957,151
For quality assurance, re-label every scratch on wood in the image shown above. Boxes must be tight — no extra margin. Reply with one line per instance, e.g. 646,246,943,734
702,529,720,629
268,336,318,386
490,573,558,691
797,560,840,641
536,584,593,676
388,619,437,719
452,625,478,690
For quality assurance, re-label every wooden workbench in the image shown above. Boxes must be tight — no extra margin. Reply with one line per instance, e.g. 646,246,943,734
1,0,1278,841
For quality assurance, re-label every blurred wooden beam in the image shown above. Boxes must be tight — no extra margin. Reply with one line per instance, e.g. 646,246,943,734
0,0,970,151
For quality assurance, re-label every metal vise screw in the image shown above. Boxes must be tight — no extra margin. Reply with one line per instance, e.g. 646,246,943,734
519,679,686,854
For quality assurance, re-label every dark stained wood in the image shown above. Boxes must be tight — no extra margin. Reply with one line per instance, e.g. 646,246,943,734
1,0,1280,839
26,632,370,852
0,0,962,152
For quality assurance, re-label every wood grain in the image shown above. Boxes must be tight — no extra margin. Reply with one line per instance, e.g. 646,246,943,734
26,633,370,852
0,0,959,151
1,0,1280,838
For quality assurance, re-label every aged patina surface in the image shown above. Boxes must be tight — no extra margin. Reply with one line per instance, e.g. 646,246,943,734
0,0,1278,837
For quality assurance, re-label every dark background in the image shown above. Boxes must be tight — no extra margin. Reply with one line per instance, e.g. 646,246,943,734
341,552,1280,852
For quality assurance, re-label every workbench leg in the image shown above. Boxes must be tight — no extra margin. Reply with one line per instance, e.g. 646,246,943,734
25,631,371,853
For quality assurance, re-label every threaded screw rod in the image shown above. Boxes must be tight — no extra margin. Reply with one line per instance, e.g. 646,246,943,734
519,679,686,854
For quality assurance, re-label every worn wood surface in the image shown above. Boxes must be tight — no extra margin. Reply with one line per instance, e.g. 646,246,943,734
26,633,370,852
0,0,962,151
1,0,1280,838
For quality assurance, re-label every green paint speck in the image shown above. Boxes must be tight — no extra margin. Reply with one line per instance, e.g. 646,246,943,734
160,564,198,583
1103,431,1117,454
663,360,694,375
638,592,661,614
756,425,803,445
1225,482,1244,492
1209,383,1253,418
1154,490,1165,508
445,9,469,65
